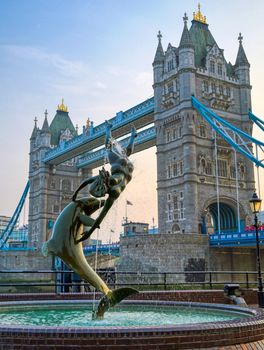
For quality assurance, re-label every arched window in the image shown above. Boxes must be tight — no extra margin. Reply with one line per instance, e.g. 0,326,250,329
172,224,180,234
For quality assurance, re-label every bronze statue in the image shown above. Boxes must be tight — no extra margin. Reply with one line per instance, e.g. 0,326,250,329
72,120,137,242
42,122,138,319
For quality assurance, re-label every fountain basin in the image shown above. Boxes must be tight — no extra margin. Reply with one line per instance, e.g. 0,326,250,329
0,299,263,349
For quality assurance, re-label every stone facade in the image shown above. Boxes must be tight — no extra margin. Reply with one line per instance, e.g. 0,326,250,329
153,11,254,236
28,104,91,250
117,233,209,283
117,233,264,284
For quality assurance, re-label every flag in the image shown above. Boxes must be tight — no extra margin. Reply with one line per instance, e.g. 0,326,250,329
126,200,133,205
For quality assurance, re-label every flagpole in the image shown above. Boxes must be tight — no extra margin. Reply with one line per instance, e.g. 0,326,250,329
125,200,128,223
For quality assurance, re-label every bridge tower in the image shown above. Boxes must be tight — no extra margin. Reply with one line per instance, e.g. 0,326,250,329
28,101,90,249
153,6,255,235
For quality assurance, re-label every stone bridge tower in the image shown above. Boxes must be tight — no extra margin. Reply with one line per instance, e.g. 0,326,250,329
153,6,255,235
28,101,90,249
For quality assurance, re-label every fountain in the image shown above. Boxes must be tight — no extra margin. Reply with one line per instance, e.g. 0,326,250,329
1,122,264,349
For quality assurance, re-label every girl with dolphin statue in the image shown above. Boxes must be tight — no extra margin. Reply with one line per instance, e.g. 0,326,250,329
42,121,138,319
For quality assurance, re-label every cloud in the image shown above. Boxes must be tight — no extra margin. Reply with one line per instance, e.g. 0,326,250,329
1,44,89,78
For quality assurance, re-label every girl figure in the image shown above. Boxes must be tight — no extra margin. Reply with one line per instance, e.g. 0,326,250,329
72,121,137,243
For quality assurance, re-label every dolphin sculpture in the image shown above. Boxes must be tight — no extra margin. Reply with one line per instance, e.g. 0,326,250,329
42,197,137,319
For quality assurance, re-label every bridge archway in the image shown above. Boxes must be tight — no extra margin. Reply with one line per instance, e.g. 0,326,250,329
201,197,246,234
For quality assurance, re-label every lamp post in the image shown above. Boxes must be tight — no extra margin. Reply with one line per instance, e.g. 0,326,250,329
249,191,264,308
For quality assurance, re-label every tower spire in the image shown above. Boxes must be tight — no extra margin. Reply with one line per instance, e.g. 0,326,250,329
179,13,194,48
30,117,38,140
235,32,250,66
153,30,165,64
41,109,50,133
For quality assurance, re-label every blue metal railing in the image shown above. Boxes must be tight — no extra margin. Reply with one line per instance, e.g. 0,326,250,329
43,97,154,163
83,243,120,256
209,230,264,247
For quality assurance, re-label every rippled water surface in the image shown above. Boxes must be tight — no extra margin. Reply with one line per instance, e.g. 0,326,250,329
0,304,250,327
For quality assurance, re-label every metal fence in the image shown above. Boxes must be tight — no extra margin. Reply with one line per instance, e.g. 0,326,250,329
0,269,261,294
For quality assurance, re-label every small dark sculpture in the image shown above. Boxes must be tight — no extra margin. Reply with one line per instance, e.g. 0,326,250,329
42,122,138,319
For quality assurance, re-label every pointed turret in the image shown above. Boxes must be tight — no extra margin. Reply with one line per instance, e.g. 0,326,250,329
41,110,50,133
153,31,165,64
30,117,38,140
178,13,195,101
234,33,251,113
179,13,194,49
49,99,76,146
235,33,250,67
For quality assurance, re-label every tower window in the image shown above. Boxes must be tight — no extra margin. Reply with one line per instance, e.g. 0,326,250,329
200,125,206,138
180,201,184,219
179,127,182,137
179,161,184,175
226,87,231,97
167,165,171,178
62,179,71,192
204,81,209,92
217,159,228,177
210,61,215,73
167,59,174,72
173,196,178,210
205,162,212,175
173,163,178,177
166,130,170,142
217,63,223,76
212,83,216,93
230,166,236,179
219,85,223,95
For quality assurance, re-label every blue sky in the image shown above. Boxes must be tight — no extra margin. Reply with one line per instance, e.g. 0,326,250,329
0,0,264,241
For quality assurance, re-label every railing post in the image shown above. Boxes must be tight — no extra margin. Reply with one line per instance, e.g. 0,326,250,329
209,271,212,289
164,273,167,290
54,270,58,294
246,272,249,289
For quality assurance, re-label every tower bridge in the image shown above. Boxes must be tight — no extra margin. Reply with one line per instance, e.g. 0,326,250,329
2,4,264,278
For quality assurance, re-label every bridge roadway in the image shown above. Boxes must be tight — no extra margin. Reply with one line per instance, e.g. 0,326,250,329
43,97,154,166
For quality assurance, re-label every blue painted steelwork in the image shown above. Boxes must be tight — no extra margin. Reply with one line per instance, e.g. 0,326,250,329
0,181,30,250
209,230,264,247
209,203,237,232
77,125,156,168
83,243,120,256
249,111,264,133
192,96,264,168
43,97,154,163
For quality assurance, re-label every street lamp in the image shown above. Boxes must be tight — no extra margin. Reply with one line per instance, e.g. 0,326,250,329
249,191,264,308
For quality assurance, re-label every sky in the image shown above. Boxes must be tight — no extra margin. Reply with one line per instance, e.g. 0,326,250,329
0,0,264,242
